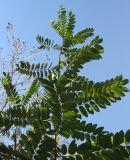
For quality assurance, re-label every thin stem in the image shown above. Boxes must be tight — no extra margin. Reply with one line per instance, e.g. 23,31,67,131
14,128,17,151
54,133,57,160
14,126,19,160
58,50,62,78
54,46,63,160
0,99,7,113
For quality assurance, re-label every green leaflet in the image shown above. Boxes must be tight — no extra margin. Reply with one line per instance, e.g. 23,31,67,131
125,130,130,142
68,140,77,154
79,106,88,117
61,144,67,155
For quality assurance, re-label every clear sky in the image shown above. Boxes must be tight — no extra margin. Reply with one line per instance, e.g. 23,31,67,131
0,0,130,133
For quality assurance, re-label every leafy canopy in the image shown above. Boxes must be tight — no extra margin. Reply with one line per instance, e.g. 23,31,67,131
0,6,130,160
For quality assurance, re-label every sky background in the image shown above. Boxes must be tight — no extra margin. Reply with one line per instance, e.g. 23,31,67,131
0,0,130,133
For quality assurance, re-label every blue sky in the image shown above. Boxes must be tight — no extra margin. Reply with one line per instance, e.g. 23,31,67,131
0,0,130,132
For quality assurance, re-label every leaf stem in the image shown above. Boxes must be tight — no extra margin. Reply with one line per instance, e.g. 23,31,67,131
54,46,63,160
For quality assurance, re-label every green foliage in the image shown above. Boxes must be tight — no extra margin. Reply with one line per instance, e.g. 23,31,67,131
36,35,60,51
22,79,40,105
16,61,51,78
0,6,130,160
2,72,21,104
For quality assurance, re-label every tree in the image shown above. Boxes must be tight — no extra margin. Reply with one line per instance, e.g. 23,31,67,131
0,6,130,160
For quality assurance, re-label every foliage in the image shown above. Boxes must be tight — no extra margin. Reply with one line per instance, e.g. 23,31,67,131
0,6,130,160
